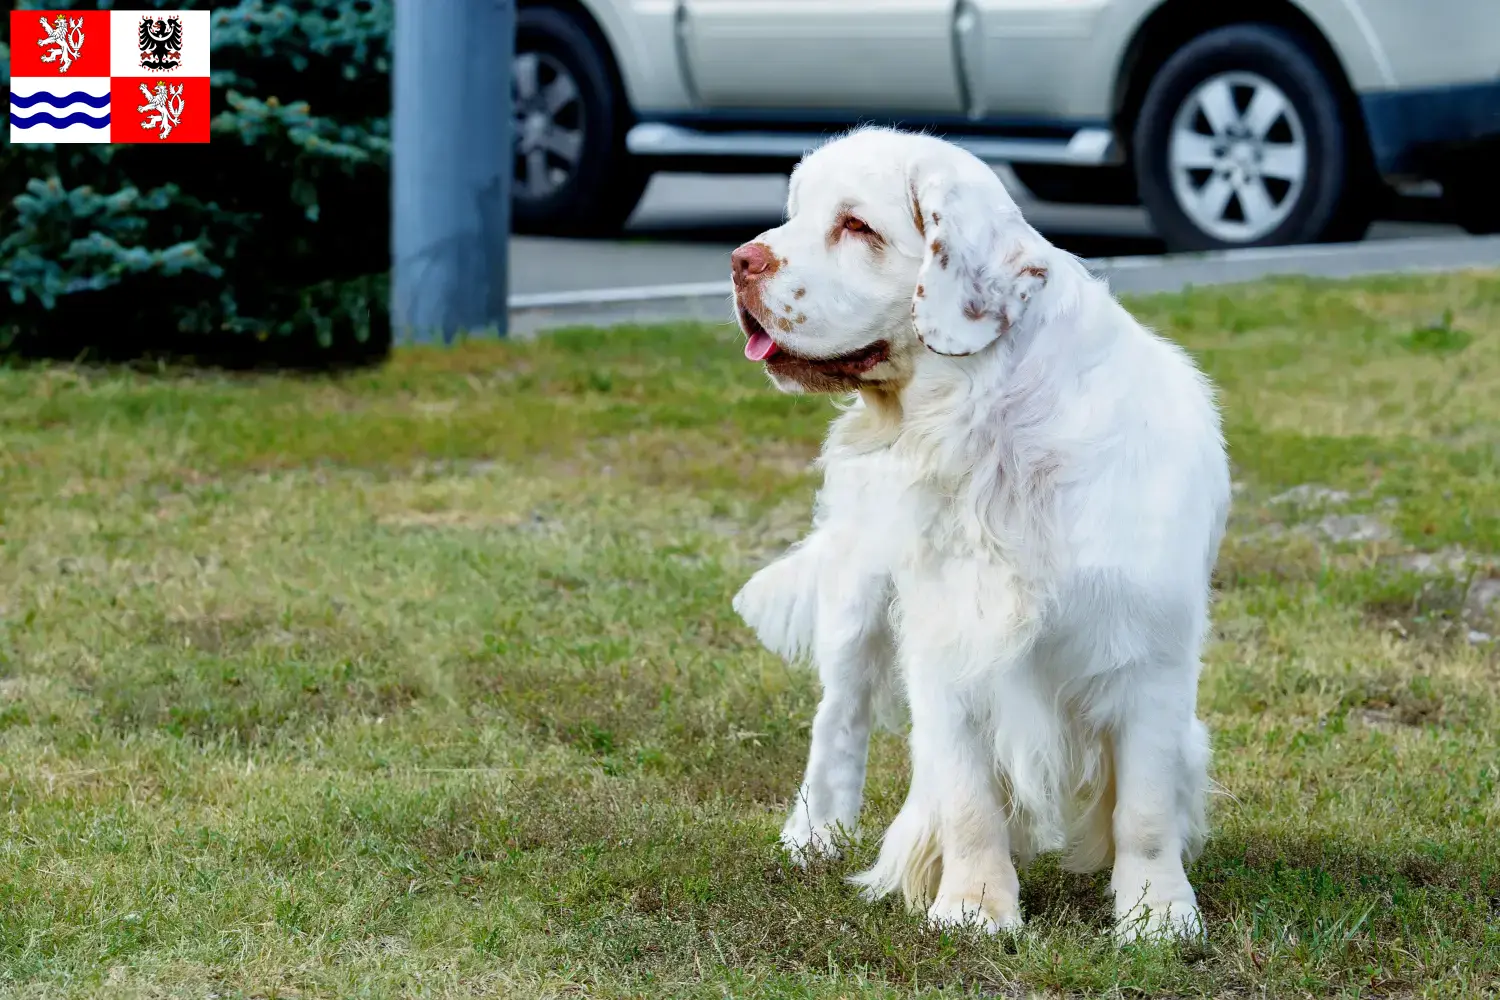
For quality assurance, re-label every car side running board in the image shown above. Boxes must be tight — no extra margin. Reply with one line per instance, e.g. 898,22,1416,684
625,122,1120,166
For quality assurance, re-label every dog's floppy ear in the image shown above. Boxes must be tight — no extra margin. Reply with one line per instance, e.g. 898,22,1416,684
909,173,1051,357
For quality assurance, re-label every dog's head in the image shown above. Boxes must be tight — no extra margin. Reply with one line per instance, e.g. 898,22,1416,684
732,128,1054,393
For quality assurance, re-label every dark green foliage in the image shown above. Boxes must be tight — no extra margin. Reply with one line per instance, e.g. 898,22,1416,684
1,1,393,363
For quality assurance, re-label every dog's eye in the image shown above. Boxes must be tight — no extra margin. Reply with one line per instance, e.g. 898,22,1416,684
843,216,871,234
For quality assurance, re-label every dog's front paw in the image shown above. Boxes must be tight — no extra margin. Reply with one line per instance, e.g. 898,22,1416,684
1114,894,1204,944
779,812,851,866
926,891,1024,935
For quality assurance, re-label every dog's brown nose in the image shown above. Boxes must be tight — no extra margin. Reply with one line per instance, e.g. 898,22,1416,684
731,242,773,281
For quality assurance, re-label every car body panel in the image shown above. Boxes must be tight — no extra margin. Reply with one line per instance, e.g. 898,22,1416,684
577,0,1433,115
1354,0,1500,90
567,0,1500,178
1362,79,1500,174
678,0,964,113
578,0,692,111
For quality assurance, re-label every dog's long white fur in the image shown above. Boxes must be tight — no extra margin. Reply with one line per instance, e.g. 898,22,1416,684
732,128,1229,939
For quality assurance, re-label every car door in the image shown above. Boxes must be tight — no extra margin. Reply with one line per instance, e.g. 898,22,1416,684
676,0,965,115
961,0,1122,123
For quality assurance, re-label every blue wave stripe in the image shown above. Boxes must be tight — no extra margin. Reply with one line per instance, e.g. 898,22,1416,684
12,110,111,129
10,90,111,110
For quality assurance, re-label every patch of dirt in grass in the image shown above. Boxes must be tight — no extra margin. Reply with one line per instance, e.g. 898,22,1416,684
1364,552,1500,645
1269,484,1353,507
1352,691,1446,731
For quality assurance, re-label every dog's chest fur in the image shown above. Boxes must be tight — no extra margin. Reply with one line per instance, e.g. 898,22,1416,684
817,396,1056,668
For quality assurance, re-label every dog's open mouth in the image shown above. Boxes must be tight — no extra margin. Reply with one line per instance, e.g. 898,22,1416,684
738,304,889,376
740,305,781,362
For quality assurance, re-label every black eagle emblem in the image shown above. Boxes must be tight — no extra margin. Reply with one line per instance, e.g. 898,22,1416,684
138,15,184,72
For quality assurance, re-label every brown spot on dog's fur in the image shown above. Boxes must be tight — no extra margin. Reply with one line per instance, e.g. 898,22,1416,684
858,383,904,426
930,240,949,269
910,182,926,237
775,316,795,333
795,313,807,324
1020,265,1048,280
962,300,987,322
736,286,765,316
915,284,925,298
795,288,806,299
931,210,942,224
783,303,794,314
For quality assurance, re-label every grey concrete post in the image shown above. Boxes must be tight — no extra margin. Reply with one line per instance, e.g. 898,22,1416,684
392,0,514,343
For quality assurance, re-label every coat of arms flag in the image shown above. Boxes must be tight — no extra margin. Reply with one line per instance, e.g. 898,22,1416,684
9,9,211,144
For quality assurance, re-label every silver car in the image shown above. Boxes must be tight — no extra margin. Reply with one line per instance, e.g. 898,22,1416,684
511,0,1500,249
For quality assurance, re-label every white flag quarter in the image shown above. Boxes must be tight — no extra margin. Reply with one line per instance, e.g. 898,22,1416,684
110,9,212,78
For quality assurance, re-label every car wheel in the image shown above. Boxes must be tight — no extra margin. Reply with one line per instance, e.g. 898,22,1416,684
512,6,649,236
1133,24,1370,251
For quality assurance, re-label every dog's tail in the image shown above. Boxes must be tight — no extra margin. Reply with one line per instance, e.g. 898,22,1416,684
848,797,942,912
1057,735,1116,874
732,542,821,665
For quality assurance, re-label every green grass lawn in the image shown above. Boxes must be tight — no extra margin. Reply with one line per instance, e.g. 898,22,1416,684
2,271,1499,999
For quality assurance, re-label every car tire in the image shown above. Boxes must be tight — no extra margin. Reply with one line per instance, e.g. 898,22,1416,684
1132,24,1371,251
511,6,649,236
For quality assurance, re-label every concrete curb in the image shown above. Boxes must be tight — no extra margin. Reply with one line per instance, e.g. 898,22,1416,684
1090,233,1500,295
508,234,1500,337
509,282,734,337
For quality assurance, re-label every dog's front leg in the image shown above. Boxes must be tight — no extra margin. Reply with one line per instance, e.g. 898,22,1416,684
737,532,893,863
779,562,894,862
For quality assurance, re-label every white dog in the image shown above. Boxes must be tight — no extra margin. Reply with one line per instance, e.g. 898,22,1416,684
730,128,1229,941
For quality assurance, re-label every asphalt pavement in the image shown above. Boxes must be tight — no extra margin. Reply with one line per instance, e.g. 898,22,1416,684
509,168,1463,298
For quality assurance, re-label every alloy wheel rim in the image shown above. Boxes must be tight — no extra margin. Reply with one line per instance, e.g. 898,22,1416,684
1168,71,1308,242
513,51,585,201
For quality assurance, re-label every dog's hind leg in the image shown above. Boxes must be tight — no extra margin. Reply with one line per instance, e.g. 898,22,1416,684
1106,659,1210,942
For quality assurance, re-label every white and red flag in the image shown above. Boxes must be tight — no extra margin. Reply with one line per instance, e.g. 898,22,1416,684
9,9,211,144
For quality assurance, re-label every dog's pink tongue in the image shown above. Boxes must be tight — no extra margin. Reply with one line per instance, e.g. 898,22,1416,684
744,331,780,361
